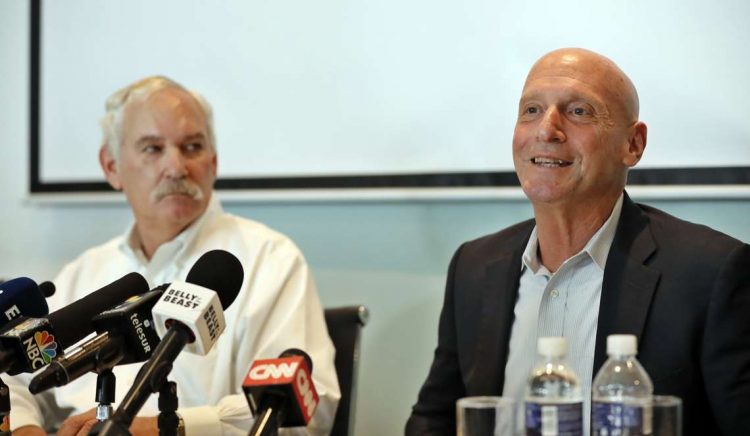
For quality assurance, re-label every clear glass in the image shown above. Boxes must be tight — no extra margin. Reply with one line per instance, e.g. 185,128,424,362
651,395,682,436
457,396,517,436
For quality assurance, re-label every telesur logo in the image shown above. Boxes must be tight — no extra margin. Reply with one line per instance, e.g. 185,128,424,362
130,313,152,353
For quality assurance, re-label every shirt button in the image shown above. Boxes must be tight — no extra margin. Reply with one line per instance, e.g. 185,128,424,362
550,289,559,298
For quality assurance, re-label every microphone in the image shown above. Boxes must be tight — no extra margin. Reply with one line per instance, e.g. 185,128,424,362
151,249,244,355
0,273,150,375
243,349,320,436
90,250,243,435
27,287,165,394
29,249,241,393
39,281,56,298
0,277,50,326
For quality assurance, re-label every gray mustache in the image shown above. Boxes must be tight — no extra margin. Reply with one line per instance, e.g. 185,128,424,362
151,179,204,202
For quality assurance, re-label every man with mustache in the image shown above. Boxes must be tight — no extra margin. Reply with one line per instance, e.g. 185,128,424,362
406,48,750,435
9,77,340,436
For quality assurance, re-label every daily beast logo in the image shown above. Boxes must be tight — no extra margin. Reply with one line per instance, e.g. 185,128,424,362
162,288,202,309
22,331,58,369
203,305,221,341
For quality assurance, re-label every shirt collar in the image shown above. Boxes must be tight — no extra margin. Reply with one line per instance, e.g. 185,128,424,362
119,194,223,266
521,193,624,274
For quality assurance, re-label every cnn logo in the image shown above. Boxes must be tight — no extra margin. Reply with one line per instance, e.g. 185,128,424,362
248,362,298,380
296,366,317,418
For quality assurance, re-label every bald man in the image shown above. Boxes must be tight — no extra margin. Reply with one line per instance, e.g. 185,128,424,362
405,49,750,435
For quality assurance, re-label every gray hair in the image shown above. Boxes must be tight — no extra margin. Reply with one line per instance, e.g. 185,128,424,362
100,76,216,160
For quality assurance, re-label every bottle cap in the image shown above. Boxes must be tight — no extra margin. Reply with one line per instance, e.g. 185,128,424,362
607,334,637,355
537,336,566,357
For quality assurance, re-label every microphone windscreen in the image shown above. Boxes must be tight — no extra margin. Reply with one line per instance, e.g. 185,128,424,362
280,348,314,373
0,277,49,319
39,281,56,298
185,250,244,310
47,272,150,348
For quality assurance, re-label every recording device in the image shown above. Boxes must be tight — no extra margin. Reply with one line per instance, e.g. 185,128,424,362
29,249,242,393
243,349,319,436
0,273,149,375
89,250,244,436
0,277,50,326
27,287,166,394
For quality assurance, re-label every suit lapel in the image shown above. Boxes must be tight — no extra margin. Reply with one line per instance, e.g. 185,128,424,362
594,193,661,373
473,224,531,394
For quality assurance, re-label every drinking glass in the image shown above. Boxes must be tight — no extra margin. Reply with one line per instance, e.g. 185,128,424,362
651,395,682,436
456,396,517,436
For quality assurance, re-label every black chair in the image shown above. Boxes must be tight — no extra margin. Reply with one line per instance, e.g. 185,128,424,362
324,305,369,436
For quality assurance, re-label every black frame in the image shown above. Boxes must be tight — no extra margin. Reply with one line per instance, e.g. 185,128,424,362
28,0,750,194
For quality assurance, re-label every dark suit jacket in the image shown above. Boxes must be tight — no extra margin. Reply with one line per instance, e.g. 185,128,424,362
405,193,750,436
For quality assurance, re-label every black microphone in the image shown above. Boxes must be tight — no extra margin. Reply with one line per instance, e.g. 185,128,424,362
29,249,242,393
89,250,243,436
39,281,56,298
0,273,149,375
0,277,50,326
27,286,165,394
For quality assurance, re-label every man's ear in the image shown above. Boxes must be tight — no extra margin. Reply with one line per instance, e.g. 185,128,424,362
623,121,647,167
99,145,123,190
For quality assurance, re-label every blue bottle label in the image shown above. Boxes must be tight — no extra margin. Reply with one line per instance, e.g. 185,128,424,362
592,401,652,436
525,401,583,436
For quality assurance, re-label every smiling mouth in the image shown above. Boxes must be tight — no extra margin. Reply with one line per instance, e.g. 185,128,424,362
531,157,573,168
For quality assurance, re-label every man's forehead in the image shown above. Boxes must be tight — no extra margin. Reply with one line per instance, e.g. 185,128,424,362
123,89,206,129
126,87,202,116
526,57,612,92
521,49,638,120
133,132,207,144
520,75,607,105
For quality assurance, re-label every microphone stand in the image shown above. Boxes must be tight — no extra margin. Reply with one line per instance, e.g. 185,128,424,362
247,393,285,436
0,378,11,436
96,370,116,421
248,407,280,436
89,325,192,436
157,381,179,436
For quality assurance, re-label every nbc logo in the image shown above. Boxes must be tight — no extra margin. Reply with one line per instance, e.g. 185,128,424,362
22,331,58,369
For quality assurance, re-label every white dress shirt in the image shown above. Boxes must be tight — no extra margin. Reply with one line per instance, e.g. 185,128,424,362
502,194,623,435
7,195,340,436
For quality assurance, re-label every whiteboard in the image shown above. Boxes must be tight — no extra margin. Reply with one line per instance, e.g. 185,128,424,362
31,0,750,194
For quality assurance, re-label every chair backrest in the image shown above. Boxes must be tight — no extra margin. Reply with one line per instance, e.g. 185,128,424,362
324,305,369,436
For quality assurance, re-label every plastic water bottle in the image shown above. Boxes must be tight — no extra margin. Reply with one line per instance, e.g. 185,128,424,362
525,336,583,436
592,334,653,436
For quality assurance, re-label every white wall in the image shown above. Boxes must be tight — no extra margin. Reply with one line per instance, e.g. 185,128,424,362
3,2,750,435
37,0,750,183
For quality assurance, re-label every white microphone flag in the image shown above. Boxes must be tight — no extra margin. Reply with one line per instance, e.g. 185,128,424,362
152,281,226,355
